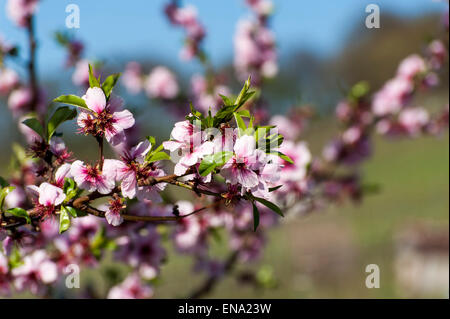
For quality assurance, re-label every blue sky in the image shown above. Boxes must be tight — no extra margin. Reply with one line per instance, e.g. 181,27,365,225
0,0,447,76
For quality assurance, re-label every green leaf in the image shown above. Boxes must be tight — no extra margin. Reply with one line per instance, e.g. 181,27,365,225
213,105,235,127
234,112,247,136
349,81,370,101
102,73,121,98
146,136,156,148
267,151,294,165
88,64,100,88
65,206,87,218
252,202,260,231
0,186,15,211
253,196,284,217
146,151,171,163
198,151,233,176
47,106,77,140
53,94,88,110
59,206,71,234
269,185,283,192
235,76,252,107
219,94,234,106
6,208,31,224
22,118,45,140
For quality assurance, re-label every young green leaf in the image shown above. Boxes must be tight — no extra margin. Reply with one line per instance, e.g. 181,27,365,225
146,151,171,163
47,106,77,140
59,206,71,234
267,151,294,164
53,94,88,110
102,73,121,98
234,112,247,136
253,196,284,217
22,118,45,140
219,94,234,106
88,64,100,88
198,151,233,176
65,206,87,218
6,208,31,224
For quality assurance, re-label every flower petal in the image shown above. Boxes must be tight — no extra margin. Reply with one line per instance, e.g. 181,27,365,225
82,87,106,113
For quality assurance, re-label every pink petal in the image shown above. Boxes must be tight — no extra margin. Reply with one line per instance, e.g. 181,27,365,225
55,163,72,185
234,135,256,159
112,109,135,131
237,168,259,188
130,140,151,161
38,183,65,206
120,171,137,199
82,87,106,113
163,140,184,152
105,210,123,226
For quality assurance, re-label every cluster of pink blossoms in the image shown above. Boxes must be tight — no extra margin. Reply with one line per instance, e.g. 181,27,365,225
122,62,179,100
165,2,206,60
234,0,277,84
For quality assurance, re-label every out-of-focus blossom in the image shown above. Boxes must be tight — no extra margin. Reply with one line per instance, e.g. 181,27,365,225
12,250,57,294
145,66,179,99
190,74,231,114
6,0,39,27
122,62,143,94
234,18,277,83
7,87,32,117
165,3,206,61
107,273,153,299
0,68,19,95
72,59,95,87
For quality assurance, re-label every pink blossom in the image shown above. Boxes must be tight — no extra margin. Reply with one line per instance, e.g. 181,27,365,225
108,274,153,299
5,183,26,208
115,226,166,279
221,135,263,189
427,40,447,69
173,201,207,253
0,251,10,294
397,54,426,80
12,250,57,293
278,141,311,183
27,182,65,207
70,160,115,194
269,115,302,140
144,66,179,99
7,87,32,117
0,68,19,95
71,59,92,87
122,62,143,94
163,120,214,176
105,197,124,226
372,77,413,116
77,87,135,145
398,107,429,135
6,0,39,27
54,163,72,188
103,140,166,201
